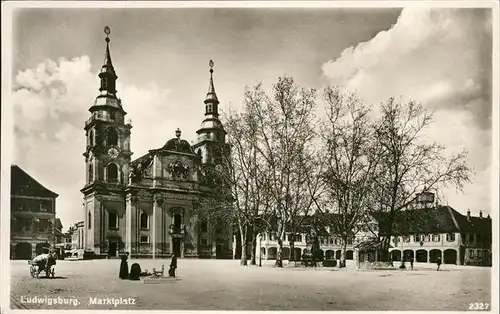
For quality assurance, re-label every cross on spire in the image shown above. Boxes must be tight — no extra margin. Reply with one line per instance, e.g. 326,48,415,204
98,25,118,96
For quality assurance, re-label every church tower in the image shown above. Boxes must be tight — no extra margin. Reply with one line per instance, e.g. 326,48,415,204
193,60,228,168
193,61,232,258
81,26,132,254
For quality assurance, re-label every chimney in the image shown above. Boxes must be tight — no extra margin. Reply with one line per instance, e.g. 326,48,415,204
479,210,483,218
467,209,471,220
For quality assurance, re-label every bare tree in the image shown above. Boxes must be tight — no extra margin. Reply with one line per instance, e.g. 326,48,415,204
317,86,379,268
291,145,326,263
253,76,318,267
218,86,273,266
370,97,473,259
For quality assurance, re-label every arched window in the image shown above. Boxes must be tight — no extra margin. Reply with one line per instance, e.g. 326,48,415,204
140,213,148,230
88,212,91,229
107,164,118,183
108,212,118,229
106,128,118,146
88,164,93,182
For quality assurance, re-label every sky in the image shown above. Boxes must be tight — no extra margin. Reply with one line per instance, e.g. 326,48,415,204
9,6,494,231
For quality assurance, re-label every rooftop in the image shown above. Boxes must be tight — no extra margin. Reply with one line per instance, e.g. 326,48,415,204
11,165,58,198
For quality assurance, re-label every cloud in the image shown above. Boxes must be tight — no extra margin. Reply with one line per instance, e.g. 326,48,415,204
321,8,493,215
12,56,173,229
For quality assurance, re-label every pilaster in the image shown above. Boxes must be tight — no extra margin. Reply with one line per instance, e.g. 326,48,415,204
126,193,137,254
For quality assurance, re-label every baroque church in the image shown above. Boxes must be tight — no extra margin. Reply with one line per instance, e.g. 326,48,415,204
81,27,232,259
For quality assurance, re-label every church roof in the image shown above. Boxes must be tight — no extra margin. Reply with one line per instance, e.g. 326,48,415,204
130,129,197,173
162,138,195,154
130,152,154,171
161,128,196,155
11,165,58,198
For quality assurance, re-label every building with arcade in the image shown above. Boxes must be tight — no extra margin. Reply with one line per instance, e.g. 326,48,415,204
252,192,492,266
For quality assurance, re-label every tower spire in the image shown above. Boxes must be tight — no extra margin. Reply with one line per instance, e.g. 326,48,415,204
204,60,219,116
103,26,115,72
98,25,118,97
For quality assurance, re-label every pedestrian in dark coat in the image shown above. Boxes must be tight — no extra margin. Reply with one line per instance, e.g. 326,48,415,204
410,257,414,270
119,252,129,279
436,257,442,271
169,253,177,277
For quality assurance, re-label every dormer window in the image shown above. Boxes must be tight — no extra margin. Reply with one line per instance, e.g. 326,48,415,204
468,233,475,243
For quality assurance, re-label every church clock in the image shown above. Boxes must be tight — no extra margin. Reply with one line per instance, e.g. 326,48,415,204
108,147,120,159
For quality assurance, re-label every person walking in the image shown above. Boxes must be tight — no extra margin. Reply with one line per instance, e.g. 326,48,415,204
410,257,414,271
436,257,442,271
119,252,130,279
169,253,177,277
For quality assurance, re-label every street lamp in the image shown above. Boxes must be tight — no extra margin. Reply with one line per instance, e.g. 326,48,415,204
397,236,406,269
258,233,262,267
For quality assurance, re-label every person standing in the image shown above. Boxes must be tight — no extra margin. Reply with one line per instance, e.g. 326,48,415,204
410,257,414,271
169,253,177,277
119,252,130,279
436,257,442,271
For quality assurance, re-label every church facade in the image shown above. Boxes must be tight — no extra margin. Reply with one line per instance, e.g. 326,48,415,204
81,27,232,259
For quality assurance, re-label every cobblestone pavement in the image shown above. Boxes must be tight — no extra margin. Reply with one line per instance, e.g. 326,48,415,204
9,259,492,310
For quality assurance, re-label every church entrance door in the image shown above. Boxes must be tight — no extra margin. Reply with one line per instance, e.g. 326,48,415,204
173,238,181,257
109,242,117,257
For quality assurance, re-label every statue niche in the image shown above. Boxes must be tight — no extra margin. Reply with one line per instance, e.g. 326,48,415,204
168,160,189,180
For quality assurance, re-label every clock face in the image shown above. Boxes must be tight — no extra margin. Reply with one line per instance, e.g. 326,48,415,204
108,147,120,159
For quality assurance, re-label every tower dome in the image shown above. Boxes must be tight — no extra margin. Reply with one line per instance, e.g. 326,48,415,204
162,128,196,154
